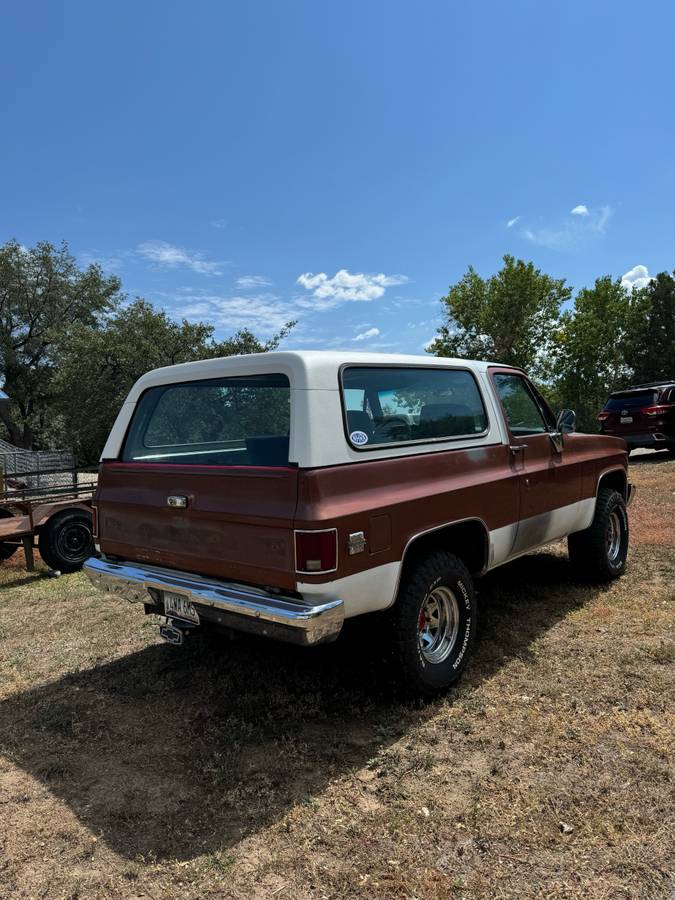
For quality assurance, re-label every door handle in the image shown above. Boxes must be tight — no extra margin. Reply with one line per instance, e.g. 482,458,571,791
509,444,528,453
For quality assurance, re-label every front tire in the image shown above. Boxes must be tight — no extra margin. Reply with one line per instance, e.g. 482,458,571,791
385,551,477,697
568,487,628,582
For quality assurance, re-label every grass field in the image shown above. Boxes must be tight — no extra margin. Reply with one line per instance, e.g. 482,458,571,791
0,453,673,899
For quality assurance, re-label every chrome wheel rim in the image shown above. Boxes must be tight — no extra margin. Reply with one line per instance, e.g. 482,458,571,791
418,586,460,664
606,511,622,563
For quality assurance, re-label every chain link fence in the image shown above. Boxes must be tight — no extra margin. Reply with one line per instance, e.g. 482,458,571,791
0,439,77,492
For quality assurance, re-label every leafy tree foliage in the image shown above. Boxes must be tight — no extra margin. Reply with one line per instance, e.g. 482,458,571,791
0,240,121,447
54,300,292,464
624,272,675,384
0,240,293,461
429,257,674,433
554,276,632,431
429,255,571,380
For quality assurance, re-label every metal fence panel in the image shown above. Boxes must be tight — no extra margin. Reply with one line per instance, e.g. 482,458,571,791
0,439,77,491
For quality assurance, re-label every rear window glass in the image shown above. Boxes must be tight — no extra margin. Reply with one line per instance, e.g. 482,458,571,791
341,366,488,448
604,391,658,411
122,374,290,466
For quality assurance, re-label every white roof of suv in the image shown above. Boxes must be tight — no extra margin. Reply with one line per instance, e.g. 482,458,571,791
102,350,510,465
126,350,500,400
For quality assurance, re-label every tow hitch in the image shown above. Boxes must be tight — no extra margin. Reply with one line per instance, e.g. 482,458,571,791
159,618,197,646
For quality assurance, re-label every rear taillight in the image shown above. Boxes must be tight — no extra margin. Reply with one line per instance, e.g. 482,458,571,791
597,411,610,422
295,529,338,574
641,404,670,416
91,504,98,539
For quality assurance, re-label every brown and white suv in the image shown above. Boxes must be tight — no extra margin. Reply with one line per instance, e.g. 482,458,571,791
84,351,633,695
598,381,675,453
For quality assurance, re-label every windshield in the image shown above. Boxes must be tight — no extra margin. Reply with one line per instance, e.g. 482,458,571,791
121,374,291,466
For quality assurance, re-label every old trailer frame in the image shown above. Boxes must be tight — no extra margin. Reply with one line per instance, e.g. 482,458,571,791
0,467,97,571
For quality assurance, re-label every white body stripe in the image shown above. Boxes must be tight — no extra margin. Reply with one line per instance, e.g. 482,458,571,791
299,562,400,619
489,497,596,568
304,497,597,616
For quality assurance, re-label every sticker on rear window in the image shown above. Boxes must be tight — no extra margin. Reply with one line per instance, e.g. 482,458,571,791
350,430,369,446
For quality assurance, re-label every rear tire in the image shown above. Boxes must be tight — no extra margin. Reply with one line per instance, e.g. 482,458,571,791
38,508,94,573
568,488,628,582
384,551,477,697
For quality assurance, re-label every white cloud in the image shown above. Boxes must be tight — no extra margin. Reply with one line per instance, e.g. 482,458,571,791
175,290,294,334
137,240,224,275
621,264,653,292
209,219,226,229
522,205,612,251
570,204,589,216
353,327,380,341
78,249,129,272
296,268,408,308
506,216,520,228
235,275,273,289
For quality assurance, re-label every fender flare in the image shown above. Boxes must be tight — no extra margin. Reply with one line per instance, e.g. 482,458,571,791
388,516,490,609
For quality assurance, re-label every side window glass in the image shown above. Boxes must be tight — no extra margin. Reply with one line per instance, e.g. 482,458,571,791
493,374,548,436
341,367,488,448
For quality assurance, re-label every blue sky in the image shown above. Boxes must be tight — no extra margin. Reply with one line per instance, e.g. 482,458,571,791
2,1,673,353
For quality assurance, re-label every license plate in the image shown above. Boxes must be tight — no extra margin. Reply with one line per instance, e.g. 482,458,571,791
163,591,199,624
620,416,633,424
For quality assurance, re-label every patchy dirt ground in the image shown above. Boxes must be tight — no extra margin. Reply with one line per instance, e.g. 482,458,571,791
0,453,673,899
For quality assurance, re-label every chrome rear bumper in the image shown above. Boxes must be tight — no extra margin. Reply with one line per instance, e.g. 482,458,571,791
83,556,344,646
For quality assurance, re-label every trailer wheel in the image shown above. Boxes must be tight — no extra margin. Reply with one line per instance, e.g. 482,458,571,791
0,509,19,561
38,508,94,573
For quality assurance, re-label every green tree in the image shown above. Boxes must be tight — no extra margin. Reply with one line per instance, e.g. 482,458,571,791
54,299,293,463
624,272,675,384
553,276,632,431
428,255,571,379
0,239,122,447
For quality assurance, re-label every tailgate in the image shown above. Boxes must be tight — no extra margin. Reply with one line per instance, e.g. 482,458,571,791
602,409,646,435
97,463,299,591
601,390,658,435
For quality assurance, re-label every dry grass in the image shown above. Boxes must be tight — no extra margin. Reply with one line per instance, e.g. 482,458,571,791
0,452,673,899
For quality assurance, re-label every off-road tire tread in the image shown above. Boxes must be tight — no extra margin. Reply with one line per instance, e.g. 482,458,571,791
384,550,477,697
568,487,628,582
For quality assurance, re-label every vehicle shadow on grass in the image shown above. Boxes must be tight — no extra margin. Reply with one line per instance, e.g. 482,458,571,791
0,550,598,861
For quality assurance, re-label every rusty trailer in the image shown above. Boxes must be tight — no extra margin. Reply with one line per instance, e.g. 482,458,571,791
0,468,97,572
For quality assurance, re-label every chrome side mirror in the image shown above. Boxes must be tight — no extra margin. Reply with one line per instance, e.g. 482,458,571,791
556,409,576,433
549,409,575,454
549,430,564,453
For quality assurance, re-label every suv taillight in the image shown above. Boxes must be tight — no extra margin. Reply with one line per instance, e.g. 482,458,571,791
597,411,610,421
295,529,338,574
641,404,670,416
91,503,98,539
